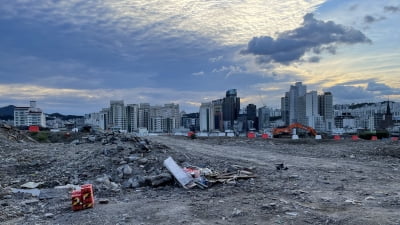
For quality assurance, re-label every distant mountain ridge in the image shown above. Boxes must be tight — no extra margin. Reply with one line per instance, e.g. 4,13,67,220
46,113,83,120
0,105,83,121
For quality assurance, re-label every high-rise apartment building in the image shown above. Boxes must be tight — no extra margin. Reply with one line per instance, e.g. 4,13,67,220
109,100,127,131
258,106,270,131
138,103,150,129
148,103,180,133
126,104,139,132
289,82,307,124
14,101,46,127
281,82,334,132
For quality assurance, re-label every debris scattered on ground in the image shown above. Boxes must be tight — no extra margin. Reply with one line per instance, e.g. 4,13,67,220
1,124,400,225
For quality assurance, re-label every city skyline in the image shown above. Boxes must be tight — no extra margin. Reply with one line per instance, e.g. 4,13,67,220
0,0,399,115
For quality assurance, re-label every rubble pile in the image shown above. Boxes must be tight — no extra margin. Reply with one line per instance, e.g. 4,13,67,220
1,127,257,223
0,129,176,222
0,123,37,143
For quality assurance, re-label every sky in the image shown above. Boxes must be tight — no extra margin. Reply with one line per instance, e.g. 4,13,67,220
0,0,399,115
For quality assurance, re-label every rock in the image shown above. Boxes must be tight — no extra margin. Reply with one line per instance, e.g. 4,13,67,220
231,208,243,217
137,158,148,165
261,203,277,210
285,212,298,216
70,139,80,145
148,173,172,187
117,165,133,178
98,198,109,204
96,175,111,186
21,182,43,189
122,180,133,188
88,136,96,142
127,155,139,162
110,182,120,189
44,213,54,218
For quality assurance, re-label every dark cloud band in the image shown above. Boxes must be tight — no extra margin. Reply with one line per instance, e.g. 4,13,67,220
242,13,371,65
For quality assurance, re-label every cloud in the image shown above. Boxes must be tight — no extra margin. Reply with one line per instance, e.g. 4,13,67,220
209,56,223,63
326,85,375,101
0,0,326,46
349,5,358,11
367,82,400,95
241,13,371,65
212,65,243,77
384,6,400,13
363,15,386,24
192,71,204,76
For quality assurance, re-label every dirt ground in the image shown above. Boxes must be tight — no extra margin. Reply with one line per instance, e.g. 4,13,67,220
1,133,400,225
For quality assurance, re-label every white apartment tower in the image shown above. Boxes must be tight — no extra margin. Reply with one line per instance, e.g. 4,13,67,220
199,102,215,132
14,101,46,127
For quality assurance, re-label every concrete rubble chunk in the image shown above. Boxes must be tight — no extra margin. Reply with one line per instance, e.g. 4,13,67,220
21,182,43,189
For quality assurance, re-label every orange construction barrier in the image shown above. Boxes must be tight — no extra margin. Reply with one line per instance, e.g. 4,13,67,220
261,133,269,139
333,135,341,140
371,136,378,141
391,137,399,141
351,135,359,141
247,132,256,139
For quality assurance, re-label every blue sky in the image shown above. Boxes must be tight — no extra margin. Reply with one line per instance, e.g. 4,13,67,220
0,0,399,114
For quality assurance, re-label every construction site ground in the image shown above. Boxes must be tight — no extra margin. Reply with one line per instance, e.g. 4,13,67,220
1,132,400,225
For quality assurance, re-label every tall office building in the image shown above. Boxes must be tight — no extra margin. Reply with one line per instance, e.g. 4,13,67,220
246,104,257,130
222,89,240,130
318,92,334,131
212,99,224,131
181,113,200,131
281,93,289,125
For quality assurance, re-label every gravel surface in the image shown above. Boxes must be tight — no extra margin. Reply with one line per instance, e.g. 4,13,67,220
1,131,400,225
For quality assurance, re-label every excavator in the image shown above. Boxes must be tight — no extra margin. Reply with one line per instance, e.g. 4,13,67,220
272,123,317,138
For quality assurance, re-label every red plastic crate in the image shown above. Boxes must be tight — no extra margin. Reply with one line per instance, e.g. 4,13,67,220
71,184,95,211
71,190,83,211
